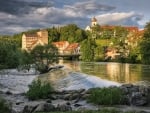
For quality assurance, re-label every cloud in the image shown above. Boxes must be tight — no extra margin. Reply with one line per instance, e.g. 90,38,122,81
0,0,148,35
64,1,115,16
0,0,52,16
96,12,143,26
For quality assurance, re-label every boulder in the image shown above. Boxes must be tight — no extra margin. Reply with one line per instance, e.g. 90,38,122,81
56,103,72,111
22,104,38,113
34,103,55,112
131,92,147,106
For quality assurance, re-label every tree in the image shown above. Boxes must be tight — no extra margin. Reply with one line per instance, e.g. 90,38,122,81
140,22,150,64
30,44,58,73
80,39,96,61
47,27,60,43
0,37,22,69
60,24,87,42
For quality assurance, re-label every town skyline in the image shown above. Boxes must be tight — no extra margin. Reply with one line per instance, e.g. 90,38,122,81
0,0,150,34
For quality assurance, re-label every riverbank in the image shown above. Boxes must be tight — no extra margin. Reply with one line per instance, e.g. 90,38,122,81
0,84,150,113
0,68,150,113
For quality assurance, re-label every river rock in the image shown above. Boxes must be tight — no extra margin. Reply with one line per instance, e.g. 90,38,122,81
22,104,38,113
5,91,13,95
131,92,147,106
56,103,72,111
34,103,55,112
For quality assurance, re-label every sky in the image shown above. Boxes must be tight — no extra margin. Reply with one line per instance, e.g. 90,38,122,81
0,0,150,35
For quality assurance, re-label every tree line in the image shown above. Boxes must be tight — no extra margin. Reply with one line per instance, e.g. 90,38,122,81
0,22,150,72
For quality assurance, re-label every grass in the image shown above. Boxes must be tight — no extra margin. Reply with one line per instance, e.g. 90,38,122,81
87,87,124,105
96,39,111,46
0,97,11,113
26,79,53,100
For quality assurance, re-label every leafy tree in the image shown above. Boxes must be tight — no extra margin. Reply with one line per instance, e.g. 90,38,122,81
60,24,87,42
94,45,105,61
80,39,96,61
47,27,60,43
0,37,22,69
30,44,58,73
140,22,150,64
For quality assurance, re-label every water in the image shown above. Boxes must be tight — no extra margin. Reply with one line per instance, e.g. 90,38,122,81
62,61,150,84
0,69,38,94
39,61,150,90
1,62,150,93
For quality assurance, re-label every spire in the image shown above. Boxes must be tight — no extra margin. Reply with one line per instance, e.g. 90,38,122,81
91,16,98,27
91,16,97,22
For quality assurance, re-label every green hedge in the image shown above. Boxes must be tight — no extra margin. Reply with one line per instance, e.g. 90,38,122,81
87,87,124,105
26,79,53,100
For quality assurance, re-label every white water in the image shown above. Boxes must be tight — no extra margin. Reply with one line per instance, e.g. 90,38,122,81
0,69,38,94
58,72,121,90
0,66,120,94
40,67,121,91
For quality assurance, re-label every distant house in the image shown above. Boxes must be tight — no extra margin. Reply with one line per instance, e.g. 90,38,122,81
64,43,80,55
22,30,48,51
105,47,120,59
52,41,80,55
52,41,69,54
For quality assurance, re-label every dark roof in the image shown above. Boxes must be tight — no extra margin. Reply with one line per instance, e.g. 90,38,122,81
24,33,38,37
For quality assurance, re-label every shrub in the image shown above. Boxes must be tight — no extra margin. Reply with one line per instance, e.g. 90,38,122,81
87,87,124,105
26,79,53,100
0,97,11,113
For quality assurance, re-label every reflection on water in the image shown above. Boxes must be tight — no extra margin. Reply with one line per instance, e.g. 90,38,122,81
62,61,150,84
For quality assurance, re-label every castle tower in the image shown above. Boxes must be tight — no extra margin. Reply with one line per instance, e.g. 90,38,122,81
91,17,98,27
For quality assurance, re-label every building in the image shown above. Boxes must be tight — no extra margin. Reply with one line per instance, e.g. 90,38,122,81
85,17,98,31
52,41,80,55
22,30,48,51
64,43,80,55
85,17,144,59
52,41,69,54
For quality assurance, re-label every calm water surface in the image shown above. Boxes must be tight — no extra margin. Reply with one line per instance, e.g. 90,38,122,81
61,61,150,84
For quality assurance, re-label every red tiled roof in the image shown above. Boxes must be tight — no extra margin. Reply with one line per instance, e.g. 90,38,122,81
53,41,68,45
101,25,115,30
124,26,138,32
64,43,79,51
101,25,139,32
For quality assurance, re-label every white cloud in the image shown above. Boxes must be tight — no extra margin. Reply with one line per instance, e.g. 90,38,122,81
96,12,135,24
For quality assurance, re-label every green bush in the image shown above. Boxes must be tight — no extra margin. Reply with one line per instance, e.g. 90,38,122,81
26,79,53,100
0,97,11,113
87,87,124,105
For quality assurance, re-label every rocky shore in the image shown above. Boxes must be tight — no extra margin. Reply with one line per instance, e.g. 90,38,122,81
0,84,150,113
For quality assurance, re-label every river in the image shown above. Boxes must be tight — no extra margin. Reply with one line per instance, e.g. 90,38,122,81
39,61,150,91
0,61,150,93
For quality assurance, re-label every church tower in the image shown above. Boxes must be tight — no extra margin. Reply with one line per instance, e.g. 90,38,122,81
91,17,98,27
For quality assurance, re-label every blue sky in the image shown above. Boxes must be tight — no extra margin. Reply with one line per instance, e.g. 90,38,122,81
0,0,149,34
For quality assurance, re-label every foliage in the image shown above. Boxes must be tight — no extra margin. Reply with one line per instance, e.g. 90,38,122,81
94,45,105,61
80,39,96,61
0,37,22,69
26,79,53,100
0,97,11,113
60,24,87,43
140,22,150,64
30,44,58,73
87,87,124,105
47,27,60,43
